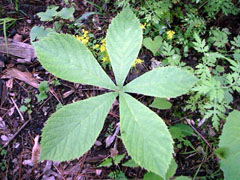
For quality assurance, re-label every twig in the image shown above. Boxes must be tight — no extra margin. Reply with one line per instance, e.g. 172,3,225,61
3,119,30,148
53,163,66,180
10,97,24,121
186,119,211,149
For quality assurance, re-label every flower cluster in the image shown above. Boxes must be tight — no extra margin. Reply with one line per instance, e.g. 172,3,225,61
74,29,90,45
74,33,144,69
166,30,175,40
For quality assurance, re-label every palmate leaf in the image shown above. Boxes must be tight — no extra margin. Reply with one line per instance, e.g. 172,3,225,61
40,92,117,161
106,8,142,86
123,66,197,98
119,93,174,178
218,110,240,180
33,33,117,90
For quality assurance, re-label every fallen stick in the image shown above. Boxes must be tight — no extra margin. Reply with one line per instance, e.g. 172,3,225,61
10,97,24,121
3,119,31,148
0,37,36,64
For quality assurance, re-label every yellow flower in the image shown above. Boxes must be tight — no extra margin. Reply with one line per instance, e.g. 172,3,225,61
101,39,106,44
81,38,88,44
94,44,100,49
82,29,88,34
132,58,144,67
102,56,110,63
166,30,175,40
100,45,106,52
73,35,89,45
141,23,146,29
74,35,81,41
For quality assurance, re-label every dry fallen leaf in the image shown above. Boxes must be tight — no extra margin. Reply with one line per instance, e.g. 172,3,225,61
6,78,13,89
105,123,120,148
1,68,39,88
31,135,41,167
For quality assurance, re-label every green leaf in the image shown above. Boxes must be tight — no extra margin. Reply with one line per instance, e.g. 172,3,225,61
37,6,59,21
150,98,172,110
30,26,54,43
39,81,49,93
19,105,28,112
143,36,163,56
169,124,194,141
143,172,162,180
120,93,174,178
98,157,112,167
122,159,139,168
166,158,177,179
218,110,240,180
58,7,75,20
33,33,117,90
175,176,191,180
106,8,142,86
123,67,197,98
143,159,177,180
40,92,117,161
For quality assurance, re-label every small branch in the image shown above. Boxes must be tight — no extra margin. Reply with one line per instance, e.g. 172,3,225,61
10,97,24,121
3,119,30,148
186,119,212,149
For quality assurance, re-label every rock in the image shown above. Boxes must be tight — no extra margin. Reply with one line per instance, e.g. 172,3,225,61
1,135,8,141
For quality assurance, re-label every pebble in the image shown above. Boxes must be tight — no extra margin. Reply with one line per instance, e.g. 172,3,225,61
1,135,8,141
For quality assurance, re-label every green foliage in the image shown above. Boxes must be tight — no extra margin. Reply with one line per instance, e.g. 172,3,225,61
20,98,32,114
36,81,49,102
143,159,177,180
0,146,7,171
106,8,142,86
119,92,174,178
143,36,163,56
169,124,194,141
37,6,75,21
208,28,230,48
33,33,117,90
217,110,240,180
204,0,238,18
30,26,54,42
122,159,139,168
123,66,197,98
150,98,172,110
33,8,197,178
108,170,128,180
186,33,240,130
231,35,240,48
169,124,194,149
180,12,206,39
137,0,172,25
175,176,191,180
98,154,125,167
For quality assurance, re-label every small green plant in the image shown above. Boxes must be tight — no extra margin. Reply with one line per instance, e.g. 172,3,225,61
98,154,125,168
33,8,197,179
36,81,49,102
0,146,7,171
204,0,238,19
20,97,32,114
37,5,75,22
169,124,195,149
30,4,75,42
186,33,240,130
143,36,163,56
